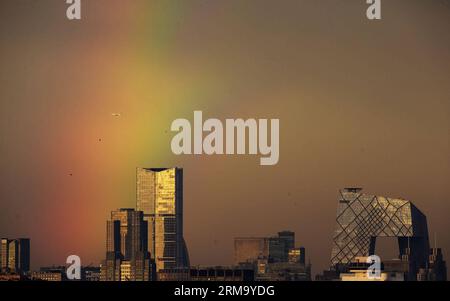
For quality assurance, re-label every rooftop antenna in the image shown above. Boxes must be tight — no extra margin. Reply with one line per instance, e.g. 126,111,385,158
434,232,437,249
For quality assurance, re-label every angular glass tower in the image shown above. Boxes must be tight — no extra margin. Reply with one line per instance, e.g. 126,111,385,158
331,188,429,271
136,168,190,271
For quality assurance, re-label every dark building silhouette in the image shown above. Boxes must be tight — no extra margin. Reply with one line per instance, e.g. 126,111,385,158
158,266,255,281
100,209,154,281
82,267,101,281
416,248,447,281
278,231,295,254
288,247,306,265
427,248,447,281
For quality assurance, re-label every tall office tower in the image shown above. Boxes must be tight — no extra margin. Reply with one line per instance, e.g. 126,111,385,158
267,237,287,262
8,240,17,272
330,188,430,279
108,209,148,259
136,168,190,271
278,231,295,261
0,238,30,274
101,209,153,281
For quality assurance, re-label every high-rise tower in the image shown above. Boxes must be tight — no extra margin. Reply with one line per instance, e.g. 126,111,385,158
136,168,190,271
0,238,30,274
101,209,153,281
330,188,430,279
107,209,148,259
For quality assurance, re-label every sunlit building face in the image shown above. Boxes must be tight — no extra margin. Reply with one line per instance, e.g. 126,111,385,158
330,188,429,272
0,239,8,271
109,209,146,260
8,241,17,273
136,168,189,271
102,209,151,281
0,238,30,274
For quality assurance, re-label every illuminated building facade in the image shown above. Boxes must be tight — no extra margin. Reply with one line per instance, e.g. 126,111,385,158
120,261,131,281
0,274,22,281
108,209,148,259
330,188,430,279
288,247,306,264
136,168,190,271
31,270,63,281
1,239,8,271
0,238,30,274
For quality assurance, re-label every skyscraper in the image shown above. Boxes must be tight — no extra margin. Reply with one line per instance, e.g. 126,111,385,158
0,238,30,274
8,240,17,272
330,188,430,279
101,209,153,281
136,168,190,271
108,209,148,259
278,231,295,252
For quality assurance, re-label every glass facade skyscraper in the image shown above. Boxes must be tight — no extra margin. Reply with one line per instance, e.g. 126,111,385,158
136,168,190,271
330,188,430,274
0,238,30,274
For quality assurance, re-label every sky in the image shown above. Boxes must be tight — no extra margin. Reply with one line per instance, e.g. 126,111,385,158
0,0,449,276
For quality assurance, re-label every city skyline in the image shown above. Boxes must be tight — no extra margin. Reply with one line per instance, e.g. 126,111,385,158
1,165,449,276
0,178,447,281
1,0,449,278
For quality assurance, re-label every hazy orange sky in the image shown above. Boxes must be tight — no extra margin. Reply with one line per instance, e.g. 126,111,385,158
1,0,449,276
